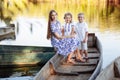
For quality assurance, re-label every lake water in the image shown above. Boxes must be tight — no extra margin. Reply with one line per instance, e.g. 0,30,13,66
0,0,120,78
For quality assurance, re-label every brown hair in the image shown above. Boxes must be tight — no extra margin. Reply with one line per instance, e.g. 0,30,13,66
64,12,72,22
47,10,57,39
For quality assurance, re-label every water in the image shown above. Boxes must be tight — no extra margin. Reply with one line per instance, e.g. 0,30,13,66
0,0,120,78
0,66,41,78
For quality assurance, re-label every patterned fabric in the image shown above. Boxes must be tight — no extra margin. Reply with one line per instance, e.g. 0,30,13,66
50,21,79,56
51,21,62,48
62,23,80,53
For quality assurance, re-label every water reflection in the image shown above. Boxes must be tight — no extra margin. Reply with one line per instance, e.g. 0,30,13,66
0,0,119,24
0,66,41,78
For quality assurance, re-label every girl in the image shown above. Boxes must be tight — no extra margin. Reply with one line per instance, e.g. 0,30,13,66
62,12,85,62
47,10,76,63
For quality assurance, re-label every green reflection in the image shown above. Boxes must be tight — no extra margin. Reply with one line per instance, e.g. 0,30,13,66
0,0,120,32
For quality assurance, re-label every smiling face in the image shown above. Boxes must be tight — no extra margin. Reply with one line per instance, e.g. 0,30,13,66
78,14,84,23
51,12,57,21
64,15,72,23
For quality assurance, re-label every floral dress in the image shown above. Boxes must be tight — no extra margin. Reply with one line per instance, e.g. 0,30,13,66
51,21,79,56
62,23,80,52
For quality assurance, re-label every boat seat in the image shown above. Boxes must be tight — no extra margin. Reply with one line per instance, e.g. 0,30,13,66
88,48,99,53
62,58,99,66
88,33,96,47
48,73,92,80
49,61,79,76
57,65,95,74
72,53,100,59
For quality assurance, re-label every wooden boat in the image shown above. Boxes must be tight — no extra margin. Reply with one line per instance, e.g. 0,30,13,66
95,56,120,80
0,24,15,41
34,33,103,80
0,45,54,67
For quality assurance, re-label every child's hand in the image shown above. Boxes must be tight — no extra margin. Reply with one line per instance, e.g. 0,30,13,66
82,39,87,43
71,34,75,38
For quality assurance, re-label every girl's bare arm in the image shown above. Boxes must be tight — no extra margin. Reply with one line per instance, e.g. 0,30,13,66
71,26,76,35
61,27,64,36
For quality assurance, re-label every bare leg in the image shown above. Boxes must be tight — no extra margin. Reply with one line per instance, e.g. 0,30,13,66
75,48,85,62
84,50,88,58
67,52,75,64
83,50,88,62
80,50,83,57
76,48,82,59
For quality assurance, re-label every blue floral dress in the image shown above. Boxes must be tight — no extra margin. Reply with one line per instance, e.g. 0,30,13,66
51,21,79,56
62,23,80,52
51,21,62,48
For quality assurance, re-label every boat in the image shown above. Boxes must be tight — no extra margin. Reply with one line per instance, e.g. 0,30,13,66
0,24,15,41
95,56,120,80
0,45,54,67
34,33,103,80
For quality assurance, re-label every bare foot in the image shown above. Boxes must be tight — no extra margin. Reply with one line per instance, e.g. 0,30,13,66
75,58,85,63
84,57,89,62
67,60,75,64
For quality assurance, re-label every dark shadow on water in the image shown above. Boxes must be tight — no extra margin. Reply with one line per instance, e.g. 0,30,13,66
0,65,42,78
0,45,55,78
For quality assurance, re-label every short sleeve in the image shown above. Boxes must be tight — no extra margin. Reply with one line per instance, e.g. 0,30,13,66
84,22,88,32
61,23,65,29
71,22,75,28
51,24,58,33
74,23,78,33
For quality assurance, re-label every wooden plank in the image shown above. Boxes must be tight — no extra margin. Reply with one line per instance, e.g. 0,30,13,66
62,58,99,66
87,53,100,59
48,73,92,80
111,78,120,80
72,53,100,59
88,33,96,47
88,48,99,53
56,65,96,73
55,70,79,76
49,60,79,76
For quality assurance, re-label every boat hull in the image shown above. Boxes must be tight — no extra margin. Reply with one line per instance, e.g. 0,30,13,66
0,45,55,67
95,56,120,80
0,24,15,41
34,33,103,80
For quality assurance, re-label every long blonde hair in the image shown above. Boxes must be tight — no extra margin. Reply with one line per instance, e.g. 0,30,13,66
47,10,57,39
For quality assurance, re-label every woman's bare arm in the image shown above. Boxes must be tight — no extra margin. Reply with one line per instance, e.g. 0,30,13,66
53,32,63,39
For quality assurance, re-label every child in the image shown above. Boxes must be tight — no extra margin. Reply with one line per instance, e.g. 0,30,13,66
62,12,84,63
75,13,88,60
